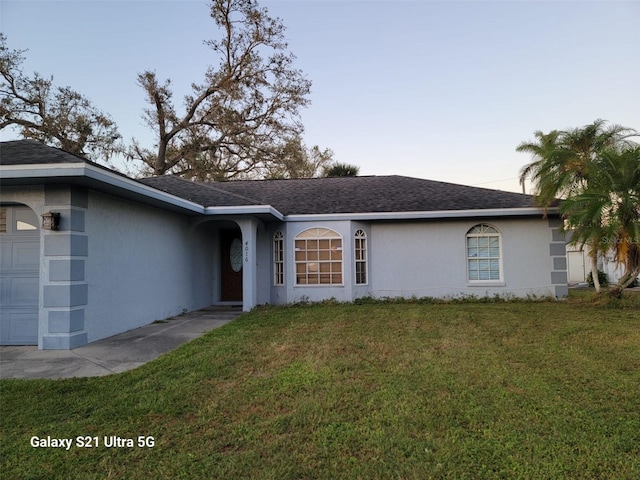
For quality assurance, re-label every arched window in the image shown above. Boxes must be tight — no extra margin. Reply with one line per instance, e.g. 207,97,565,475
0,206,38,232
354,229,367,285
466,224,502,282
273,231,284,286
294,228,342,285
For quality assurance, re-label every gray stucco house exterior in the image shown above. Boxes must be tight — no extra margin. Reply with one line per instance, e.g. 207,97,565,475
1,140,568,349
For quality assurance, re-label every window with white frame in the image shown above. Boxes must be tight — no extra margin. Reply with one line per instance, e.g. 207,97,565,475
295,228,343,285
466,224,502,282
0,208,6,233
354,229,367,285
273,231,284,286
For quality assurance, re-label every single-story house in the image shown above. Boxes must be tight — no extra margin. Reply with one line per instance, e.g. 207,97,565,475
1,140,568,349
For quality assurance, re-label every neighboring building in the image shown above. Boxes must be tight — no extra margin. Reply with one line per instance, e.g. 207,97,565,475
566,243,588,284
566,242,626,285
1,140,568,349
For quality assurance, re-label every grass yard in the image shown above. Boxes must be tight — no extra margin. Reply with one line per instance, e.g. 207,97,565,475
1,292,639,479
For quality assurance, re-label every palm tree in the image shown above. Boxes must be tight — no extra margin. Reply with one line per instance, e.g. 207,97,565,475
517,129,569,205
323,162,360,177
517,120,639,294
562,146,640,297
517,120,636,199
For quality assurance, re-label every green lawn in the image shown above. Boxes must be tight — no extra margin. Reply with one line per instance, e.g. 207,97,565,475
2,292,639,479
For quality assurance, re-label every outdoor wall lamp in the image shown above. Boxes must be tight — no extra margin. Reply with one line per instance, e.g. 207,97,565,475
41,211,60,230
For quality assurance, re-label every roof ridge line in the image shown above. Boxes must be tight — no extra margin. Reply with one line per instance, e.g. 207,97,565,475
217,174,384,183
392,174,533,197
161,175,263,205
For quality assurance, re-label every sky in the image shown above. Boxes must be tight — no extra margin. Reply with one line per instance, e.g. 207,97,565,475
1,0,639,193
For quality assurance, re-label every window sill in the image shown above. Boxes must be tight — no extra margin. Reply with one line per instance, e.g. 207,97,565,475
467,281,505,287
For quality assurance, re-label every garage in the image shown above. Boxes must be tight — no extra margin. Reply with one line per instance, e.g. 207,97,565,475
0,206,40,345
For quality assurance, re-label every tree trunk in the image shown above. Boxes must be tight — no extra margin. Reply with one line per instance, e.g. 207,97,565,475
590,251,601,293
610,268,640,299
154,140,167,175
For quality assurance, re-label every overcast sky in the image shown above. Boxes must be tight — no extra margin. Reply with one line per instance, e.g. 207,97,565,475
2,0,638,192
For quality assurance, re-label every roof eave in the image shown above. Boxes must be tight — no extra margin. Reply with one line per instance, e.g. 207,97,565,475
1,163,205,214
283,207,557,222
2,164,553,222
204,205,284,221
1,163,285,220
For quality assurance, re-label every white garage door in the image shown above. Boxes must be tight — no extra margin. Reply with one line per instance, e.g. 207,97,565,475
1,206,40,345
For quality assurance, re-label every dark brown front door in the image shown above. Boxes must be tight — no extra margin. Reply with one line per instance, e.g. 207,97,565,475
220,230,243,301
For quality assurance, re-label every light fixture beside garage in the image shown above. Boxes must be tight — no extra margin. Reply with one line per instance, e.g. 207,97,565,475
41,211,60,231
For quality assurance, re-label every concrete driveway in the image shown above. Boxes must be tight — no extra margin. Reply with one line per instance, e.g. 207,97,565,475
0,305,241,380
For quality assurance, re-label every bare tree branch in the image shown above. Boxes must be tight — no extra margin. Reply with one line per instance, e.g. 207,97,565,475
129,0,315,179
0,33,122,161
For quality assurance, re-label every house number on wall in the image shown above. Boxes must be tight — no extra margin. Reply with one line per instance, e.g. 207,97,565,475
245,241,249,263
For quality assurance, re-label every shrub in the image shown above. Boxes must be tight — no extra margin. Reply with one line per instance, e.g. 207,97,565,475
586,270,609,287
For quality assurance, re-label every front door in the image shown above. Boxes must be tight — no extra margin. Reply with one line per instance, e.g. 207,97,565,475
220,230,243,301
0,206,40,345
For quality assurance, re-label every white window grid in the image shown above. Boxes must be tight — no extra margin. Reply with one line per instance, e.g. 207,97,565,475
294,228,343,285
273,231,284,286
354,229,367,285
466,224,501,282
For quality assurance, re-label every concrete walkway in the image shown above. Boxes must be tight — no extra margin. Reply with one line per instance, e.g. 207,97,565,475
0,305,242,380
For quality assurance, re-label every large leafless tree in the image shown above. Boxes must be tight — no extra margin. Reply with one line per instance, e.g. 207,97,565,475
131,0,314,180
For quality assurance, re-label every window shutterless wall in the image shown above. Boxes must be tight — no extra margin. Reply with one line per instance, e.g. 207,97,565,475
282,221,354,304
369,218,559,299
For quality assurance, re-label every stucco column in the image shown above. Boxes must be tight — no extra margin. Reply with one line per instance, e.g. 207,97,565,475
41,185,89,349
548,216,568,298
235,217,259,311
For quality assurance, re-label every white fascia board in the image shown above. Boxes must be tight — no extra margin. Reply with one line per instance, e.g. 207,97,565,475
204,205,284,220
1,162,87,178
283,207,557,222
2,163,285,219
1,163,205,213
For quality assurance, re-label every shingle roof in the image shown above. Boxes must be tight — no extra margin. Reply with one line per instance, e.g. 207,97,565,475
141,175,536,215
2,140,539,216
0,140,91,165
138,175,264,208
